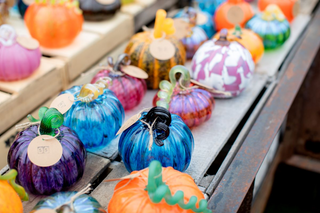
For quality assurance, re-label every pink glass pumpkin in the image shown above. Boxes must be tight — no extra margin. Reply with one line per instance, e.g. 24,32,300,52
91,54,147,111
0,24,41,81
191,29,254,98
153,65,215,128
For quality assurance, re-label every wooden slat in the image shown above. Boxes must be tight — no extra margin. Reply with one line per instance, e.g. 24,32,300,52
300,0,319,15
22,153,111,213
285,155,320,174
0,57,64,134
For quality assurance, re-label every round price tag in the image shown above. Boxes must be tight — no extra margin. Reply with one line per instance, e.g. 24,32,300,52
173,18,190,40
22,0,35,5
27,135,63,167
197,12,208,25
96,0,116,5
116,113,141,135
150,39,176,61
122,65,148,79
227,6,245,25
50,94,74,114
16,36,39,50
292,0,300,17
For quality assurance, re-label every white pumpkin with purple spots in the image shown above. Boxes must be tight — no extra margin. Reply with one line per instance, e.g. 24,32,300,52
191,30,254,98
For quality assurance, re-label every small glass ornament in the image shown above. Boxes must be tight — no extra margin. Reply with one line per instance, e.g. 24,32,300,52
191,29,255,98
108,161,212,213
245,4,291,49
0,25,41,81
30,185,106,213
91,54,147,111
79,0,121,21
154,65,215,128
118,107,194,173
8,107,87,195
61,77,125,152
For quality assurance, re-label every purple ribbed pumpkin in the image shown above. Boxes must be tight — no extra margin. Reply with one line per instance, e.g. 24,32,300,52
0,24,41,81
8,125,87,195
191,29,254,98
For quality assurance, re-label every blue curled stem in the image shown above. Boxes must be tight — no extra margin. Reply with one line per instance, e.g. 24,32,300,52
146,161,212,213
156,65,191,109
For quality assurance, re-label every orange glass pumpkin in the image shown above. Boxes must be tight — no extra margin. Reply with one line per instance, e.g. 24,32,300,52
24,0,83,48
215,0,254,31
0,170,28,213
258,0,299,22
214,26,264,63
108,161,211,213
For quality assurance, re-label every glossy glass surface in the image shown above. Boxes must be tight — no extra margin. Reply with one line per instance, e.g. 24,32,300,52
245,14,291,49
181,27,208,59
31,192,106,213
79,0,121,21
119,113,194,172
91,69,146,111
0,180,23,213
196,0,225,15
8,125,87,195
61,86,125,152
0,2,9,25
17,0,28,17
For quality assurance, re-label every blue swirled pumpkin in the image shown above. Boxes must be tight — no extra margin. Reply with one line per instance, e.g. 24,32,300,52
30,191,106,213
197,0,226,15
119,109,194,173
61,85,125,152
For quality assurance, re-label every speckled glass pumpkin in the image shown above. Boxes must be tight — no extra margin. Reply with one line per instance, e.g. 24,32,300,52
91,54,147,111
108,161,212,213
197,0,225,15
61,84,125,152
258,0,299,22
8,108,87,195
154,66,215,128
0,25,41,81
24,0,83,48
191,29,255,98
118,107,194,173
79,0,121,21
30,190,106,213
214,0,254,31
124,31,186,89
245,4,291,49
175,7,216,38
214,26,264,63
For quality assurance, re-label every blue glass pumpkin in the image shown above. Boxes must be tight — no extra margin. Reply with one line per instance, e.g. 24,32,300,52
119,107,194,173
175,7,215,39
245,4,291,49
30,190,106,213
196,0,225,15
17,0,29,18
61,82,125,152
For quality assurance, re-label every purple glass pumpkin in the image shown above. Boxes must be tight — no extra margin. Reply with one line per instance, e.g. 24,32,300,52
8,108,87,195
0,24,41,81
91,54,147,111
191,29,255,98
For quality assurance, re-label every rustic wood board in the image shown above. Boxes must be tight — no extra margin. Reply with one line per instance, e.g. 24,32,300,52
297,0,319,15
0,57,64,134
22,153,111,213
255,14,311,77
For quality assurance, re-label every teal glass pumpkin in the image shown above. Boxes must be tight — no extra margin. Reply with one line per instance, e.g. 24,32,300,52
118,107,194,173
245,4,291,49
30,190,106,213
60,83,124,152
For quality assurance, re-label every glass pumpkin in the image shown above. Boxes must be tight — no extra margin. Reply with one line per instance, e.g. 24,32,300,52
61,82,125,152
8,108,87,195
125,9,186,89
79,0,121,21
91,54,147,111
0,25,41,81
0,169,29,213
214,0,254,31
214,26,264,63
196,0,225,15
0,0,11,25
118,107,194,173
17,0,29,18
175,7,216,38
30,186,106,213
258,0,299,22
108,160,212,213
24,0,83,48
154,65,215,128
191,29,255,98
245,4,291,49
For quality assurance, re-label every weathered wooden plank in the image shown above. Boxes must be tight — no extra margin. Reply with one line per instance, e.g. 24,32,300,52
22,153,111,213
300,0,319,15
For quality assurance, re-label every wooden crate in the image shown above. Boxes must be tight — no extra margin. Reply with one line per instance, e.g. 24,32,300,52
0,57,65,134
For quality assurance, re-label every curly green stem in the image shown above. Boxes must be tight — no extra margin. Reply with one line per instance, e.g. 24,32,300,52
233,25,242,38
0,169,29,201
146,161,212,213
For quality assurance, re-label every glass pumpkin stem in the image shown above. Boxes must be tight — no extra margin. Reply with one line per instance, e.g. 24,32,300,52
0,169,29,201
184,7,197,28
113,53,131,72
39,107,64,136
147,161,212,213
78,77,112,102
233,25,243,38
215,29,230,46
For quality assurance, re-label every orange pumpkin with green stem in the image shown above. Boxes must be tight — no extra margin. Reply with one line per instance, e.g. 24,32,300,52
24,0,83,48
0,169,29,213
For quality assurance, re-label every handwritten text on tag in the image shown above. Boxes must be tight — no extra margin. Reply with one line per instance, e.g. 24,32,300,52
50,94,74,114
150,39,176,61
122,65,148,79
